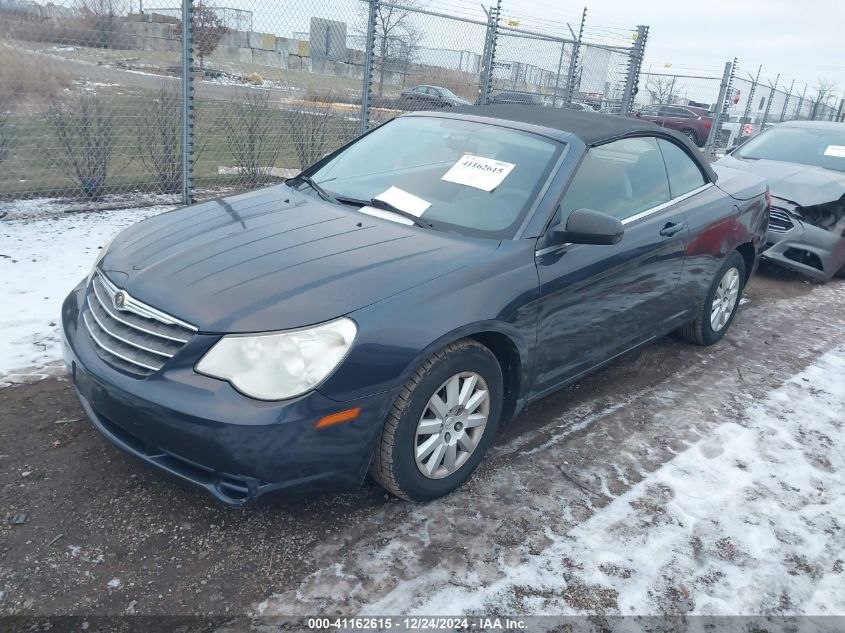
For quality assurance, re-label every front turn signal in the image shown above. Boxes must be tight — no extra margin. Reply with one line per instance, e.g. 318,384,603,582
315,407,361,429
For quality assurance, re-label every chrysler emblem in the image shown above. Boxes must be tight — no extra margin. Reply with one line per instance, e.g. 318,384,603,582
113,292,126,309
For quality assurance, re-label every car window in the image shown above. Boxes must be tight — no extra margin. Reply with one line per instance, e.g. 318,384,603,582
657,138,708,196
734,126,845,172
640,106,659,116
309,116,564,239
666,107,691,118
560,137,670,221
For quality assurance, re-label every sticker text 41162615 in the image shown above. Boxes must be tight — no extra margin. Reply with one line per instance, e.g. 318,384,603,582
441,154,516,191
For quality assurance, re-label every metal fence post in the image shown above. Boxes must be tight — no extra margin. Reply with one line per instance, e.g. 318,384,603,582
737,65,761,144
360,0,378,134
550,42,566,109
779,79,794,122
836,98,844,123
810,87,823,120
180,0,194,205
795,84,807,119
563,8,586,107
619,24,648,116
704,59,736,156
760,73,779,129
477,1,501,105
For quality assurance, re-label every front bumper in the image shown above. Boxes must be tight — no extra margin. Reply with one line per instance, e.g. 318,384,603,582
61,280,395,506
762,217,845,282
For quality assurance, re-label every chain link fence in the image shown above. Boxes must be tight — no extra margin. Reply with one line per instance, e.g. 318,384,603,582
0,0,647,208
1,0,841,210
635,60,844,155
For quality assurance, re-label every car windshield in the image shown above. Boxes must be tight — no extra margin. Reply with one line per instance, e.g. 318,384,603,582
306,116,563,239
735,126,845,172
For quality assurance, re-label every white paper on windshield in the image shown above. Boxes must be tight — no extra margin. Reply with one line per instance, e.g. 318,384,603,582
359,206,415,225
823,144,845,158
441,154,516,191
374,186,431,217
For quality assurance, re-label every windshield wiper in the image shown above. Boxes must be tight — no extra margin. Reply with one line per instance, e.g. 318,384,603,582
286,174,337,204
334,195,434,229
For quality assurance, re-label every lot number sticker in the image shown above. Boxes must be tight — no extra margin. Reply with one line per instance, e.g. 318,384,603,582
442,154,516,191
823,145,845,158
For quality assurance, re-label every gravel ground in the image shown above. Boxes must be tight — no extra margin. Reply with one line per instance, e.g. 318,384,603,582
0,268,842,617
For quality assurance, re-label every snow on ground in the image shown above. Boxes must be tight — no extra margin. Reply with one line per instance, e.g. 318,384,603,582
359,347,845,617
0,205,173,383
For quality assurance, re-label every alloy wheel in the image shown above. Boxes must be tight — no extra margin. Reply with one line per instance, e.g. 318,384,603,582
710,267,740,332
414,372,490,479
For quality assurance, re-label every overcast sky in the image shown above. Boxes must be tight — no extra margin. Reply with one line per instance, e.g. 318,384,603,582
505,0,845,103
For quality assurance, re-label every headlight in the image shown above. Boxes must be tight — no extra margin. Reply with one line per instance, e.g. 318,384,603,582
87,234,116,285
195,317,357,401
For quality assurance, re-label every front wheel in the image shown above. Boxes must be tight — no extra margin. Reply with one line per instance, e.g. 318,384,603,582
678,251,746,345
370,339,503,502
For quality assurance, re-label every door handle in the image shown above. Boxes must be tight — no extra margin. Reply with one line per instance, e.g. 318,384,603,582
659,221,685,237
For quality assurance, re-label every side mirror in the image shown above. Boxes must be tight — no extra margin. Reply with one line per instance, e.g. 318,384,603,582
549,208,624,246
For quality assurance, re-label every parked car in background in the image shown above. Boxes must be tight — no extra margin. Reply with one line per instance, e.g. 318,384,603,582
399,85,472,110
716,120,845,281
566,102,597,112
599,104,623,115
62,106,767,506
636,104,714,147
486,91,544,106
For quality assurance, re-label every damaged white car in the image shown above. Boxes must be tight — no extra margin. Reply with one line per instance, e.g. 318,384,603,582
717,120,845,281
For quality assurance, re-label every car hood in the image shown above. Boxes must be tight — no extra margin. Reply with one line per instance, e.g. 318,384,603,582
100,185,500,333
716,154,845,207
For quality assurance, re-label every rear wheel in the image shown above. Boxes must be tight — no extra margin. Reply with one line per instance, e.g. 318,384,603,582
681,128,699,145
678,251,746,345
370,339,502,502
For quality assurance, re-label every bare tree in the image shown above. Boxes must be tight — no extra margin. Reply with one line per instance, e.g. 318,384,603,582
136,85,212,195
646,75,676,104
75,0,128,48
136,85,182,195
359,1,423,97
811,78,837,120
288,103,357,169
177,1,227,70
0,104,11,168
220,90,281,187
47,91,118,199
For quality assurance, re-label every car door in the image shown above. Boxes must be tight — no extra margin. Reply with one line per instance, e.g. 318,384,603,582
407,87,431,108
662,106,693,132
637,105,661,124
531,136,689,394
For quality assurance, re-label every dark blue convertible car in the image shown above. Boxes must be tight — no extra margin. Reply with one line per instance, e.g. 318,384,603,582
61,106,769,505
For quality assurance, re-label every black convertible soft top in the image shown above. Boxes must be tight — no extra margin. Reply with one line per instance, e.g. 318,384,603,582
443,104,718,181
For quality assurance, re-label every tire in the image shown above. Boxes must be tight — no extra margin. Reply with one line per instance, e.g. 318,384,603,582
681,128,699,146
370,338,503,502
678,251,746,346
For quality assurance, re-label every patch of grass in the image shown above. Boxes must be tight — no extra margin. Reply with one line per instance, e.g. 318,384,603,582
0,85,358,200
0,41,69,105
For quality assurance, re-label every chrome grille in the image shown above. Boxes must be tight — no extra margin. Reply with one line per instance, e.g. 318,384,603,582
82,270,196,377
768,207,794,233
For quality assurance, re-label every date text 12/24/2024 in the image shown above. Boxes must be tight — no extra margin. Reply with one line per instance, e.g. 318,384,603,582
307,617,527,630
